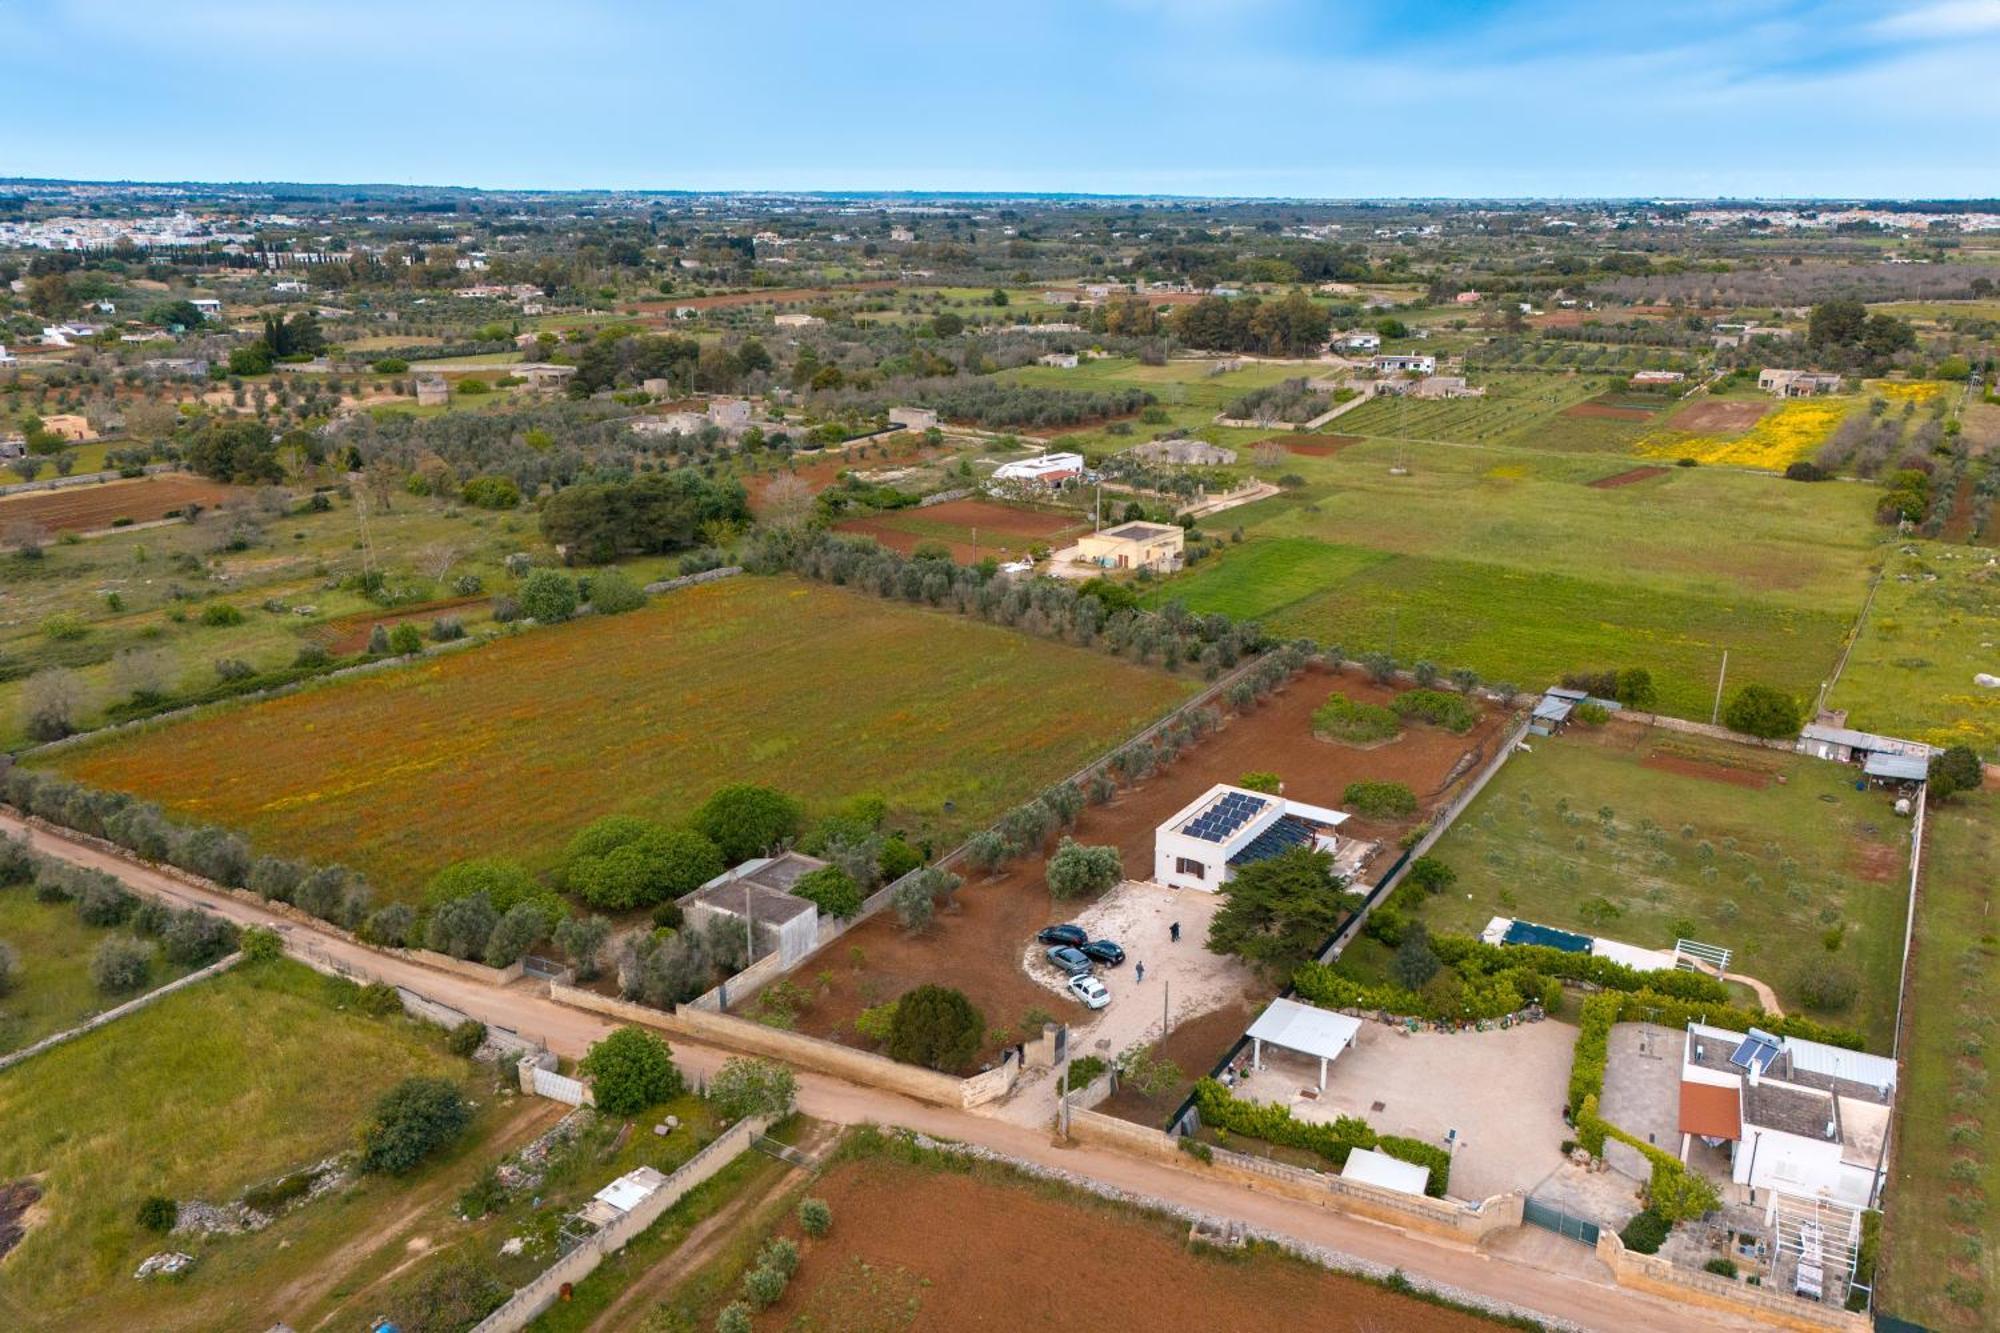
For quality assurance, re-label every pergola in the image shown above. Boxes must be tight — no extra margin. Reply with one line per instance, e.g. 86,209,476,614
1246,998,1362,1091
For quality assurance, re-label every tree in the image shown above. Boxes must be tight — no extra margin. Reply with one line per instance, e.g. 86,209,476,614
1722,684,1802,740
89,936,153,992
160,907,236,966
553,914,614,980
1794,956,1859,1012
579,1025,685,1114
1614,667,1658,710
0,939,17,997
585,569,646,615
517,568,579,623
797,1197,833,1237
692,784,803,863
562,817,723,910
424,857,544,913
1044,838,1123,900
539,470,750,563
484,900,553,967
1928,744,1983,801
792,864,862,918
1808,299,1867,349
426,892,500,960
359,1077,472,1174
20,668,85,742
1405,856,1457,895
185,417,283,482
1207,847,1354,977
1393,923,1442,989
707,1057,798,1121
761,474,817,531
886,984,984,1073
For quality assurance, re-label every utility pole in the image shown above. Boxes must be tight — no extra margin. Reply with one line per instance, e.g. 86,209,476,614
1711,649,1730,726
1163,979,1171,1040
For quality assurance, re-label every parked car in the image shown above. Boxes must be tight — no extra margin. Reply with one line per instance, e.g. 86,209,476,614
1037,924,1089,949
1045,945,1092,976
1067,974,1111,1010
1080,938,1125,966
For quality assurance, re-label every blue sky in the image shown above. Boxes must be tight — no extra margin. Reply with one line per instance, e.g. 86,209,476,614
3,0,1998,197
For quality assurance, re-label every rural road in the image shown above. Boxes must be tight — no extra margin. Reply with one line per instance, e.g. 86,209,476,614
1,809,1769,1333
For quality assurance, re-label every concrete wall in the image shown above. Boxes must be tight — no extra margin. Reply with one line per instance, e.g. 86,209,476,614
469,1114,772,1333
641,565,742,596
1064,1108,1523,1242
1594,1230,1869,1332
0,951,243,1074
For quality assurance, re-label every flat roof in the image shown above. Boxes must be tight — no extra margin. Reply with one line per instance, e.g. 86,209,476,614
1863,752,1928,781
682,877,816,925
1246,997,1361,1063
594,1165,668,1214
1680,1079,1742,1141
1341,1147,1430,1197
1099,521,1180,541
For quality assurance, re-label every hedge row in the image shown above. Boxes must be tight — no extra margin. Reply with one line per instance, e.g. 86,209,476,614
1432,935,1737,1003
1291,960,1558,1023
1191,1079,1450,1196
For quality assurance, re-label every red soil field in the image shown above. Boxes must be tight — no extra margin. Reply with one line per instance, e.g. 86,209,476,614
313,595,489,654
1562,401,1652,422
0,474,242,535
1275,433,1363,456
1586,466,1670,489
836,497,1084,563
1670,400,1768,433
767,1155,1498,1333
1639,752,1773,790
779,666,1506,1058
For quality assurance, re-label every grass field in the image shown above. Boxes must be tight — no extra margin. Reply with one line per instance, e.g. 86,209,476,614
997,355,1326,458
0,958,509,1332
1337,370,1598,445
1147,432,1873,717
1639,397,1855,470
0,890,199,1055
1829,541,2000,758
1413,725,1910,1049
46,575,1197,897
1880,789,2000,1327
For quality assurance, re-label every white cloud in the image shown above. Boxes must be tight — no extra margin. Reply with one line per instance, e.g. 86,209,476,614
1873,0,2000,38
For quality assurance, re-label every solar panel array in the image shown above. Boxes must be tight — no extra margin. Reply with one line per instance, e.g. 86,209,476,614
1729,1028,1783,1073
1181,790,1268,842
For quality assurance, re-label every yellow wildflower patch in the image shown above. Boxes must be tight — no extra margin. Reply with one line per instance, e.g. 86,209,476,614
1638,399,1848,470
1866,379,1945,405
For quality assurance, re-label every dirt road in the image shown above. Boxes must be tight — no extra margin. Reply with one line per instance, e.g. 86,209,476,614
0,810,1767,1333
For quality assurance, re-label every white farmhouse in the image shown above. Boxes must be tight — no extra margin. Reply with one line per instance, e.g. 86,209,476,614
1152,783,1349,893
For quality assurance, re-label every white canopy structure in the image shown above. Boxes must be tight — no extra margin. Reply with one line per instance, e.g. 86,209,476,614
1341,1147,1430,1197
1246,998,1361,1091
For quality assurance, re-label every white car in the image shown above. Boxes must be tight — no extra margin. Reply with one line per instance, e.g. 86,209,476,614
1066,974,1110,1010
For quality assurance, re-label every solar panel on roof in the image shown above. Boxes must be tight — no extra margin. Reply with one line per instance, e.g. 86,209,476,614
1729,1032,1781,1072
1180,790,1268,842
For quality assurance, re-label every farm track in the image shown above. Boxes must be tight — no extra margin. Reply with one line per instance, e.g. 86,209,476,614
0,805,1774,1333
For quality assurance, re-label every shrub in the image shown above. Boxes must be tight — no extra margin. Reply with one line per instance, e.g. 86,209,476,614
0,940,16,997
579,1025,684,1114
389,623,424,655
759,1236,800,1280
797,1197,832,1237
1929,744,1985,801
853,999,899,1044
552,913,614,980
886,984,984,1073
1238,770,1281,794
75,877,137,926
447,1020,488,1058
1343,781,1417,820
1705,1257,1739,1278
1192,1080,1448,1194
137,1195,178,1233
425,857,544,914
460,475,520,509
742,1260,787,1309
359,1077,471,1175
584,569,646,615
1405,856,1456,895
1574,701,1611,727
362,902,417,948
198,602,245,627
692,784,803,864
1619,1208,1672,1254
1311,691,1401,744
1389,689,1478,733
239,925,283,962
516,567,579,623
792,864,863,919
561,818,723,911
484,900,553,968
1794,956,1860,1012
1722,684,1802,740
1044,837,1122,900
716,1302,753,1333
356,981,403,1016
89,936,153,992
708,1057,798,1121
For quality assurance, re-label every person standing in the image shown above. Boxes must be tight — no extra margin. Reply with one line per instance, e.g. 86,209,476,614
1136,961,1146,983
1169,921,1181,944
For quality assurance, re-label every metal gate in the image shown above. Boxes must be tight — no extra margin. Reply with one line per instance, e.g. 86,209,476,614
1523,1196,1601,1246
522,954,563,979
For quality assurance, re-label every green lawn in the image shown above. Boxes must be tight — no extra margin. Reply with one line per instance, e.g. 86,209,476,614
0,958,511,1332
1880,789,2000,1325
1411,725,1910,1049
0,890,198,1055
1829,541,2000,758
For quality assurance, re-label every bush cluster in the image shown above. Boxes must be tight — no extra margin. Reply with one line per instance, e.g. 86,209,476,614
1310,691,1401,744
1342,780,1418,820
1191,1079,1449,1195
1389,689,1478,734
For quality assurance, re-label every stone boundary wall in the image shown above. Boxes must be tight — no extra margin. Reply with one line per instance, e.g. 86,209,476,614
641,565,742,595
0,461,175,498
1064,1108,1523,1242
468,1114,772,1333
0,950,245,1073
1595,1229,1870,1332
549,982,1018,1109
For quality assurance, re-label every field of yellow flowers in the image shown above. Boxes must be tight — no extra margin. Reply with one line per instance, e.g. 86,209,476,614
1639,399,1851,469
46,576,1198,898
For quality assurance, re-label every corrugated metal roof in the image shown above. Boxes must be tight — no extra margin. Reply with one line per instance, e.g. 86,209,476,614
1863,752,1928,781
1785,1037,1898,1092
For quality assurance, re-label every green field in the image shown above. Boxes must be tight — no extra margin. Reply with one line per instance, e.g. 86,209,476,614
0,959,510,1332
45,575,1197,897
998,355,1327,458
1880,789,2000,1326
1829,542,2000,758
1336,370,1597,445
1413,725,1910,1049
0,890,199,1055
1146,436,1876,718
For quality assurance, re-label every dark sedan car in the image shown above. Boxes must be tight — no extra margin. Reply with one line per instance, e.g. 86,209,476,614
1045,945,1093,976
1037,924,1089,949
1080,938,1125,966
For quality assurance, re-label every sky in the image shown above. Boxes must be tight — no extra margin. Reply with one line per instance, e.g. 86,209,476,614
3,0,1998,198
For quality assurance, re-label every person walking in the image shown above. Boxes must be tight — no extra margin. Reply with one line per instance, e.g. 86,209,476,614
1136,961,1146,983
1169,921,1181,944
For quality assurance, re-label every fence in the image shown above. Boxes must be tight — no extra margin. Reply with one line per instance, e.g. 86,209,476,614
641,565,742,596
290,938,546,1057
1594,1228,1870,1332
0,951,244,1074
468,1114,773,1333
